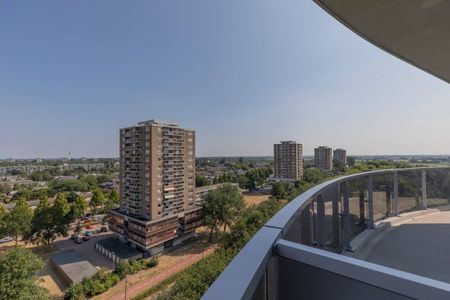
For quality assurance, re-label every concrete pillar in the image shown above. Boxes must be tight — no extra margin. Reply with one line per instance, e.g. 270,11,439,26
342,181,351,251
393,172,399,216
367,175,375,229
332,184,340,247
422,169,427,209
317,195,325,247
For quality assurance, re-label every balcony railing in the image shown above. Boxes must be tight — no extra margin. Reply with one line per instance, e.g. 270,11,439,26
202,167,450,300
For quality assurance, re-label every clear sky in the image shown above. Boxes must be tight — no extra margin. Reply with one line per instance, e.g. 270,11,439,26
1,1,450,158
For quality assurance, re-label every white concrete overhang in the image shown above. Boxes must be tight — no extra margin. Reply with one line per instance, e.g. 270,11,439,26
314,0,450,84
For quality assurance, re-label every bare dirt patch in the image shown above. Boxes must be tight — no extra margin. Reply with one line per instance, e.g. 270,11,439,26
243,193,270,206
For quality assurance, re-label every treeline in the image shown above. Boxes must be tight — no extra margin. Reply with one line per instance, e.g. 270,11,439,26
213,167,272,190
0,189,120,299
2,174,113,204
346,160,410,174
0,189,119,247
196,157,272,170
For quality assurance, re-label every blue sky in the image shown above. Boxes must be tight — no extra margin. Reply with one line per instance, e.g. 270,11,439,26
1,0,450,158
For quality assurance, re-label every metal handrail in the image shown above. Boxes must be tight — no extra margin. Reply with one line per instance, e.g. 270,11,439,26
202,167,450,300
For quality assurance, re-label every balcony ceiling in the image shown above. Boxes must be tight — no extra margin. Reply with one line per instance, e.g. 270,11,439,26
314,0,450,84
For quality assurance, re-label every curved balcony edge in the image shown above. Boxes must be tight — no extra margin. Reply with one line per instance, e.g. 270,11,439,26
202,167,450,300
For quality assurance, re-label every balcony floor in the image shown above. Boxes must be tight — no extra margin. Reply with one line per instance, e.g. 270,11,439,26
357,210,450,284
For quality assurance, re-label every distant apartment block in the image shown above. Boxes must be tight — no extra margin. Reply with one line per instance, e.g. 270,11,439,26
109,120,201,255
333,148,347,165
314,146,333,170
273,141,303,180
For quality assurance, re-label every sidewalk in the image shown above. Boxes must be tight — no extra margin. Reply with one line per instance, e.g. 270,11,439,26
109,246,216,300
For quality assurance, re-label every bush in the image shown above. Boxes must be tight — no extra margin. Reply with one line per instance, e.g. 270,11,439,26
147,257,159,268
64,257,159,299
48,179,90,193
64,283,85,300
156,249,234,300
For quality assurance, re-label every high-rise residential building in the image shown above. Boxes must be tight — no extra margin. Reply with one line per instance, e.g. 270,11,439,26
109,120,201,255
333,148,347,165
273,141,303,180
314,146,333,170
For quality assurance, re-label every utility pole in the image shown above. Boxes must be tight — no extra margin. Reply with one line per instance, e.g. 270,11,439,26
124,277,128,300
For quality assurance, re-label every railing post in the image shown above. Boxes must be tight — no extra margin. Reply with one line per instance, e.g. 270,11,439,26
393,172,399,216
421,169,427,209
332,184,340,247
317,194,325,247
266,256,278,300
342,181,351,251
367,175,375,229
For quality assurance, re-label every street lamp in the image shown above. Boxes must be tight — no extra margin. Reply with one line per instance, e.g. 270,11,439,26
124,277,128,300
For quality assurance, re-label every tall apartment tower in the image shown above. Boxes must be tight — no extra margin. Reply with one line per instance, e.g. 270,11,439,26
314,146,333,170
273,141,303,180
110,120,201,254
333,148,347,165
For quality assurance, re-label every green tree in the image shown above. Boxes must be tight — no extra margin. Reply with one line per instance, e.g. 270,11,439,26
0,205,7,237
333,159,346,173
54,193,71,217
0,183,11,196
0,248,49,300
347,156,356,167
96,175,111,185
303,168,326,184
105,189,119,212
4,198,32,246
272,182,288,200
79,175,98,189
90,189,106,215
66,191,79,203
195,175,210,187
71,195,88,235
26,198,70,248
201,184,244,242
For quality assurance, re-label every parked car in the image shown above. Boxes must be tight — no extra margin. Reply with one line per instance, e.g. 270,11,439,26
82,236,90,241
84,231,93,237
93,214,105,222
100,226,108,233
70,234,78,240
75,237,84,244
86,225,94,229
0,237,13,243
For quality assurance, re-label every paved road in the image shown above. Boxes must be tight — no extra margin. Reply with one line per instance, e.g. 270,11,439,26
110,246,216,300
359,211,450,283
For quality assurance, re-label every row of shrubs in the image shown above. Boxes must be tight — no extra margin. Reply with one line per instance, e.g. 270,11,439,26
131,249,234,300
65,257,158,299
